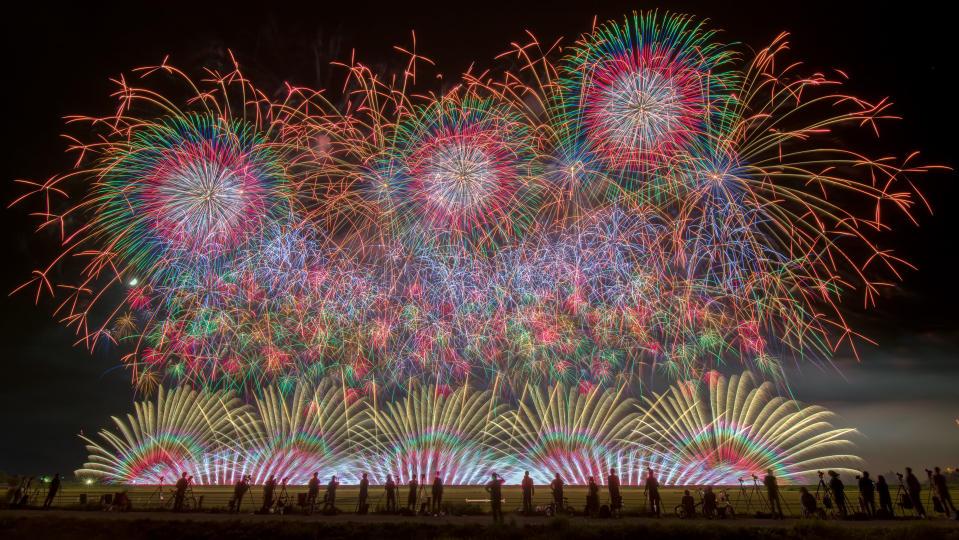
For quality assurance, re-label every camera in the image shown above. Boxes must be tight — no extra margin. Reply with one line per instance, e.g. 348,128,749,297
896,472,904,479
855,475,861,480
817,471,824,478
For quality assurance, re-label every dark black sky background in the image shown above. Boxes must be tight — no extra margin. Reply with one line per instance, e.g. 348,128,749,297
1,1,956,477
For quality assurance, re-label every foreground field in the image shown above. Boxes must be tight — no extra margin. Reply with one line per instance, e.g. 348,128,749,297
24,484,959,519
2,510,958,540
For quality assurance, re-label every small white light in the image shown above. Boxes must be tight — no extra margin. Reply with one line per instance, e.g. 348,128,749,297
86,479,92,485
129,278,138,286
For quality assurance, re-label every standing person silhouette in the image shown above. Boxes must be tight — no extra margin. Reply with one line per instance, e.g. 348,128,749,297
876,475,893,517
233,475,251,513
431,471,444,515
905,467,926,518
358,472,370,513
550,473,564,510
521,471,534,515
307,472,320,511
702,486,717,518
385,474,397,512
323,475,339,513
932,467,956,516
828,471,848,518
644,467,661,517
485,472,505,523
858,471,876,516
231,476,244,513
407,475,418,512
607,468,622,515
43,473,61,509
173,472,189,512
681,489,695,518
764,469,783,518
586,476,599,516
262,475,277,513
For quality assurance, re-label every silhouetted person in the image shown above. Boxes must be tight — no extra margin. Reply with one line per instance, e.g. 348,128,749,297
681,489,695,518
43,473,61,509
407,476,418,511
358,472,369,512
828,471,848,517
858,471,875,516
703,487,717,518
521,471,534,515
262,475,277,512
418,473,427,513
431,471,443,514
232,475,250,513
644,467,661,517
607,468,622,514
307,472,320,510
385,475,397,512
586,476,599,516
764,468,783,518
799,487,819,518
114,490,131,512
231,476,244,512
174,472,189,512
905,467,926,518
876,475,893,517
550,473,564,509
485,472,504,523
932,467,956,515
323,475,339,513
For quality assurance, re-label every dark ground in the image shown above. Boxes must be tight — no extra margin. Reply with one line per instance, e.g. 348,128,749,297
2,509,959,540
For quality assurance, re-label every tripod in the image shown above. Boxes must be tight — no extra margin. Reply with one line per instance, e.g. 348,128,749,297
147,477,167,508
738,476,767,514
893,473,916,518
275,480,291,514
813,473,835,516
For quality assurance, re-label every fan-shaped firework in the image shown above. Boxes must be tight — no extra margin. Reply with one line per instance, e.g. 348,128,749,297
493,384,644,485
224,381,369,484
351,384,509,484
636,372,862,484
78,374,861,485
17,12,934,396
77,386,241,484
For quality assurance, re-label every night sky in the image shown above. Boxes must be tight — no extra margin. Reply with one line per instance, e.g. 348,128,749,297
1,1,955,478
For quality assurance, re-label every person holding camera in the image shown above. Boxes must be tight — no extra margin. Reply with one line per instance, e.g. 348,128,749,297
932,467,956,516
828,471,848,517
858,471,875,516
763,469,783,518
905,467,926,518
173,472,191,512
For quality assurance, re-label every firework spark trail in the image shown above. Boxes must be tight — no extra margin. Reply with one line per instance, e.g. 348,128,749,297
78,373,861,485
14,12,936,398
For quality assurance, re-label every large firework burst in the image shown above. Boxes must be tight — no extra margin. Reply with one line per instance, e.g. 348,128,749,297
16,13,934,397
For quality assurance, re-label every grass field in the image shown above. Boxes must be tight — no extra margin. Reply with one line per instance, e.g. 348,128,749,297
18,482,959,519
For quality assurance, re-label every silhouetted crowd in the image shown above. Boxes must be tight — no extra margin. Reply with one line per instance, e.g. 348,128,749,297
5,465,957,521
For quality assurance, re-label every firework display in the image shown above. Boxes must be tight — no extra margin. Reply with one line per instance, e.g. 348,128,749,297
15,12,930,396
76,372,861,485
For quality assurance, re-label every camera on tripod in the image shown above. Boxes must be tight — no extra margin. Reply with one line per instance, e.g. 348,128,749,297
896,472,904,480
817,471,824,479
